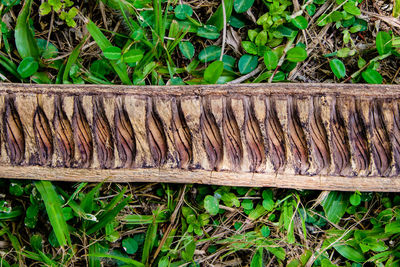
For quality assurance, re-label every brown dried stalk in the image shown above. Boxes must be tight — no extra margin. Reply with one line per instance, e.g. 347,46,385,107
53,96,74,167
33,106,53,166
3,96,25,165
265,97,286,171
146,97,168,167
348,98,370,173
330,97,351,175
369,100,392,176
222,97,243,171
200,97,223,171
243,97,265,172
171,98,192,169
93,97,114,169
309,96,330,174
287,96,309,174
72,96,93,168
114,100,136,168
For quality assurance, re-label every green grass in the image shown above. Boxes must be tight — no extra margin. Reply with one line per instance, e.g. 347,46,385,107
0,0,400,266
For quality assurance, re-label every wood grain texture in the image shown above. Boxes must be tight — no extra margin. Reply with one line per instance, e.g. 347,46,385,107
1,82,400,192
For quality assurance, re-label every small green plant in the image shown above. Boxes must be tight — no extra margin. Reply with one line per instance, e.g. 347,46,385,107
39,0,78,27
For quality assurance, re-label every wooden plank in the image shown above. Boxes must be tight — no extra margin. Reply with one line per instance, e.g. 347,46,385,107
0,82,400,192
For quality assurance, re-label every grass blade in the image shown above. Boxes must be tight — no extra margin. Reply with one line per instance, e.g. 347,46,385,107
88,253,144,267
86,20,131,85
63,36,88,83
35,181,71,247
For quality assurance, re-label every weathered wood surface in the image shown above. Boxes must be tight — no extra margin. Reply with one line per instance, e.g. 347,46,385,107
1,82,400,192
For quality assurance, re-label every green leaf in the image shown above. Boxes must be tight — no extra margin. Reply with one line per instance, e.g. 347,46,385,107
264,50,278,70
291,15,308,30
321,191,348,224
89,253,144,267
103,46,122,60
39,2,52,15
376,31,392,56
343,1,361,16
179,41,195,59
362,69,383,84
250,248,263,267
17,57,39,78
350,193,361,206
122,237,139,254
222,55,236,71
35,181,71,247
333,244,366,262
15,0,40,59
234,0,254,13
204,60,224,84
394,0,400,17
123,49,144,63
385,220,400,234
198,46,221,63
286,47,307,62
238,54,258,74
261,225,270,237
242,41,257,55
329,59,346,79
207,0,234,31
174,4,193,20
197,25,220,40
204,195,219,215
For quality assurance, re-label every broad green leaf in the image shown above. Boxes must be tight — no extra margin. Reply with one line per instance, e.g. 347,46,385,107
174,4,193,20
350,193,361,206
234,0,254,13
198,46,221,62
286,47,307,62
376,31,392,56
103,46,121,60
343,1,361,16
204,60,224,84
207,0,234,31
264,50,278,70
17,57,38,78
204,195,219,215
36,39,58,59
333,244,366,262
15,0,40,59
238,54,258,74
292,15,308,30
123,49,144,63
385,220,400,234
362,69,383,84
250,248,263,267
197,25,220,40
222,55,236,71
122,237,139,254
261,225,270,237
35,181,71,247
179,41,195,59
394,0,400,17
242,41,257,55
329,59,346,79
321,191,348,224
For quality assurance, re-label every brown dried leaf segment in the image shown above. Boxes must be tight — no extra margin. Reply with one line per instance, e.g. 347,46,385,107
369,100,392,176
3,96,25,165
171,98,192,169
222,97,243,171
72,97,93,168
146,97,168,167
114,100,136,168
33,105,53,166
200,97,223,171
393,102,400,173
287,96,309,174
348,98,370,173
309,96,330,174
265,97,286,172
243,97,265,172
330,98,351,175
93,97,114,169
53,96,74,167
